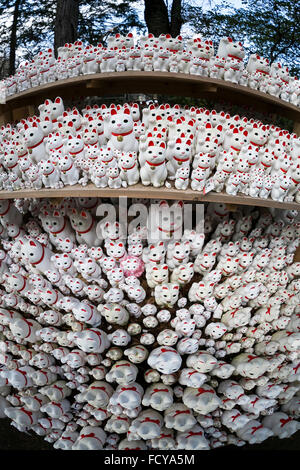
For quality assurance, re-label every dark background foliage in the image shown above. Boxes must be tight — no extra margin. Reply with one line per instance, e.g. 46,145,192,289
0,0,299,77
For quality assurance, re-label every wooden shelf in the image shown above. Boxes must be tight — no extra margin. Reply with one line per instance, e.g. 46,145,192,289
1,183,299,210
1,72,299,209
1,71,300,124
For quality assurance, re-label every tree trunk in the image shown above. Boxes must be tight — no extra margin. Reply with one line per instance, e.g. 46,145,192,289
9,0,22,76
170,0,182,36
54,0,80,55
144,0,170,36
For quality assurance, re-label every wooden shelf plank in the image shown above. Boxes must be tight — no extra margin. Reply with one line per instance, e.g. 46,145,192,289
1,183,299,210
1,72,299,123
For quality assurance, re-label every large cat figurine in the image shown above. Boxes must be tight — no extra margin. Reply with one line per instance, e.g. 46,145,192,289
106,107,138,153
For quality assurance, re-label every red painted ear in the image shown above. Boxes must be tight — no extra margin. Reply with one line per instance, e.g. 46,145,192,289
148,141,154,147
111,109,117,115
160,142,165,149
124,108,131,115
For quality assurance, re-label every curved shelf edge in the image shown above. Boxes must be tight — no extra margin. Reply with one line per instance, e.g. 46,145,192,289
1,183,299,210
1,72,300,123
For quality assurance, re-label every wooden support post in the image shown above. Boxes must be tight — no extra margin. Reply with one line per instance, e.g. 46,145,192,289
293,120,300,137
0,107,13,124
294,245,300,262
225,204,238,212
12,104,35,122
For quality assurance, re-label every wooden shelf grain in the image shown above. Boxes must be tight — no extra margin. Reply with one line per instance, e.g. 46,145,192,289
1,183,299,210
1,71,299,123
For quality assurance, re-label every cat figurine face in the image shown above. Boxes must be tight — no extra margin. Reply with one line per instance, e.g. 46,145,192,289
147,200,184,243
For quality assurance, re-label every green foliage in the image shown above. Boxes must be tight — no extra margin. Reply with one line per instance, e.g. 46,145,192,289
0,0,144,76
0,0,55,69
186,0,300,75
